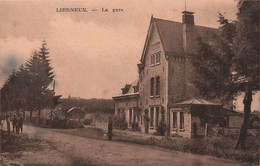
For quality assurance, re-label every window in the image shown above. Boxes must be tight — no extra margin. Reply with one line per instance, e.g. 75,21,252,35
122,110,125,120
156,53,160,64
156,76,160,96
173,112,177,128
180,112,184,129
129,109,132,125
155,107,159,127
151,52,160,66
118,109,121,117
150,77,154,96
151,55,155,66
150,107,154,127
133,109,137,123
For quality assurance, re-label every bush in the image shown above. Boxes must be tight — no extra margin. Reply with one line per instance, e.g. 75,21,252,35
83,119,93,125
66,120,84,129
131,122,140,131
131,136,259,163
25,117,83,129
113,116,128,130
155,122,167,136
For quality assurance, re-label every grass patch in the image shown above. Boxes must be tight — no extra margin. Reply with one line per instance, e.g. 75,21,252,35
114,134,259,163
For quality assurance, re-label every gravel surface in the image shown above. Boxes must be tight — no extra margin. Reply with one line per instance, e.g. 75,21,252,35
1,125,257,166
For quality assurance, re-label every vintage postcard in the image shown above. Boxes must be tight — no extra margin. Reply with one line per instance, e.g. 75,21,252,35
0,0,259,166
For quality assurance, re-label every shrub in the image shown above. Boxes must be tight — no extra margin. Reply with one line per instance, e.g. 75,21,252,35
131,122,140,131
134,136,259,163
66,120,84,129
113,116,128,130
156,122,167,136
83,119,93,125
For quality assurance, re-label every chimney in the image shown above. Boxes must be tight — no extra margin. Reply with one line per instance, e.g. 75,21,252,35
182,11,194,25
182,11,195,55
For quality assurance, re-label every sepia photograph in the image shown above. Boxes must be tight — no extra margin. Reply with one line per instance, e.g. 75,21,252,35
0,0,259,165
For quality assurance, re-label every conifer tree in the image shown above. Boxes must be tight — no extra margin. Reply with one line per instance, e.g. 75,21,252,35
26,41,55,120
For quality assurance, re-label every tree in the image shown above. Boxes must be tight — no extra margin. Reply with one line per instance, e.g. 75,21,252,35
192,0,259,149
1,70,18,113
233,0,259,149
25,41,55,121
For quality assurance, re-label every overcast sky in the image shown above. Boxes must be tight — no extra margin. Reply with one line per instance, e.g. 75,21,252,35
0,0,258,111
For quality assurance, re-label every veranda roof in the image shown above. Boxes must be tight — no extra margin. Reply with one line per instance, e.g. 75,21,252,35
174,97,222,106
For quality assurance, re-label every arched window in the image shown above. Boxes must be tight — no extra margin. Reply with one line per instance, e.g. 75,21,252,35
156,76,160,96
150,77,154,96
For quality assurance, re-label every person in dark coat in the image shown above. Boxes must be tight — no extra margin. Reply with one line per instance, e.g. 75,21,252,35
18,114,23,134
108,116,113,140
12,114,17,133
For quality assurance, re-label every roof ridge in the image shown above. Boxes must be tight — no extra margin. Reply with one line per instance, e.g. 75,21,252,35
153,17,181,24
154,17,218,30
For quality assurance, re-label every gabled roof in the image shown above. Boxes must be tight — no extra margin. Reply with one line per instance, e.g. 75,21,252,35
140,16,218,62
174,97,222,106
153,18,184,56
112,79,139,99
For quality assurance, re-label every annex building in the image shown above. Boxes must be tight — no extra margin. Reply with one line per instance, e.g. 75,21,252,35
113,11,242,138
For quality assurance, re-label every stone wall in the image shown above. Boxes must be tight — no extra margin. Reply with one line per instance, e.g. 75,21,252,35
168,57,186,106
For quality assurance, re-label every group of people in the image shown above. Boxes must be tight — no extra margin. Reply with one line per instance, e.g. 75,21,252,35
6,114,24,135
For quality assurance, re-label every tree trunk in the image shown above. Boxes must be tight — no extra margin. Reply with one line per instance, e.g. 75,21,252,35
38,108,41,124
235,86,252,149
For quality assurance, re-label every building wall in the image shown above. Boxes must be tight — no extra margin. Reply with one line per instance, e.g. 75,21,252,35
114,97,139,127
169,109,192,138
168,57,186,106
185,58,200,99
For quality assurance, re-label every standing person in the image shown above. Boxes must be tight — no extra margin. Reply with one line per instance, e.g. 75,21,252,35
107,116,113,140
12,114,17,133
6,115,10,135
18,114,24,133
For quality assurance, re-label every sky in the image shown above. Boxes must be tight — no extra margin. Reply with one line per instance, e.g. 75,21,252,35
0,0,258,111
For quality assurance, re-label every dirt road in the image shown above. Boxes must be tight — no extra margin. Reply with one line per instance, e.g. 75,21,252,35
2,125,256,166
